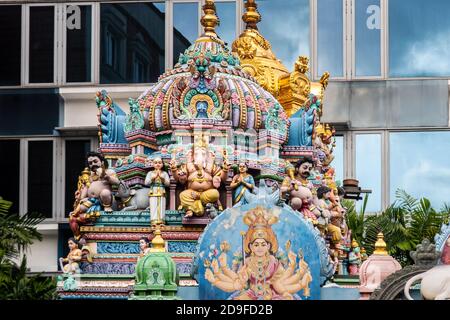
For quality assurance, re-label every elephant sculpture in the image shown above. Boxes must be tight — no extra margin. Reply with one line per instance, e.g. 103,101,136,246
116,182,150,211
404,264,450,300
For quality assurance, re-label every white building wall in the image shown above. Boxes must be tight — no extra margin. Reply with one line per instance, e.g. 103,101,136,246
25,225,59,272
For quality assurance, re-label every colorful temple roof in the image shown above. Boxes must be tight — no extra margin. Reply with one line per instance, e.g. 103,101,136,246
130,0,290,143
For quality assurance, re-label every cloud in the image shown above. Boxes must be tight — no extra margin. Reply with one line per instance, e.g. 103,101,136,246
394,160,450,208
258,0,310,70
395,31,450,76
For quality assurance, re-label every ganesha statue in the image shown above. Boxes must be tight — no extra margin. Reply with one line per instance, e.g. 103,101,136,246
170,135,229,218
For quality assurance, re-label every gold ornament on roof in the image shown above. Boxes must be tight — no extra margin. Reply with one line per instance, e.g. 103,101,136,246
150,226,166,253
232,0,330,118
373,232,388,255
295,56,310,74
200,0,220,39
243,0,261,30
315,123,334,138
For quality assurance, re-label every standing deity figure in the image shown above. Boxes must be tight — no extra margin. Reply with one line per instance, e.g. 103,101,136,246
230,162,255,206
69,151,120,240
145,157,170,225
59,237,82,274
313,124,335,167
281,159,315,208
348,239,362,275
170,136,229,218
317,186,345,248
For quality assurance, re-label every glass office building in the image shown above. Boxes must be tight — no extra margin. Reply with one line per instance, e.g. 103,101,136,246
0,0,449,272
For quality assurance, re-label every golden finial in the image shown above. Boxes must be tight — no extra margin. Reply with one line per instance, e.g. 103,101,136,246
373,232,388,255
200,0,219,37
243,0,261,30
319,72,330,89
294,56,309,74
150,226,166,253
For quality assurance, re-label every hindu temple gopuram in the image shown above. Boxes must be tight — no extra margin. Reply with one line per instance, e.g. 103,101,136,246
55,0,450,300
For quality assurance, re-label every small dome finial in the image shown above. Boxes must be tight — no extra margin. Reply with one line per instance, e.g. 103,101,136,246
373,232,388,255
150,226,166,253
201,0,219,37
243,0,261,30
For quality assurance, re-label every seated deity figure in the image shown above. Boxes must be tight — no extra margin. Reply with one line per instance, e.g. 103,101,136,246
230,162,255,206
281,159,315,208
145,157,170,226
59,237,82,274
169,136,229,218
69,151,120,239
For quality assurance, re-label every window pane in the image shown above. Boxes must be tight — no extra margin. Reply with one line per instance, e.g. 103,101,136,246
0,140,20,214
355,0,381,77
333,136,344,185
216,1,236,47
173,2,198,66
390,132,450,209
355,134,381,212
100,2,165,84
258,0,310,70
65,140,91,216
0,89,61,135
389,0,450,77
66,5,92,83
317,0,343,77
0,6,21,86
29,6,54,83
28,141,53,218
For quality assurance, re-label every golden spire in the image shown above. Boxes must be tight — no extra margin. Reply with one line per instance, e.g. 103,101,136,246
150,226,166,253
373,232,388,255
200,0,219,38
243,0,261,30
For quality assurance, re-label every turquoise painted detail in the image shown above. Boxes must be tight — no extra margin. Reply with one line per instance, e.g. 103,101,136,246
97,242,140,254
168,241,197,253
124,98,145,133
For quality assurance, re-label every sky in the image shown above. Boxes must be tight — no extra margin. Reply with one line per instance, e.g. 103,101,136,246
257,0,310,71
389,0,450,77
390,132,450,210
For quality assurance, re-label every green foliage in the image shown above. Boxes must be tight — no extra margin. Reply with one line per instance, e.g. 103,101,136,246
0,196,57,300
342,194,368,246
343,190,450,267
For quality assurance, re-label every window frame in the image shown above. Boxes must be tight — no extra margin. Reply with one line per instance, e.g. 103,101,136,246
0,136,98,223
0,4,23,87
170,0,201,68
24,3,59,86
312,0,347,81
98,0,169,84
21,137,59,221
350,130,386,213
62,2,96,85
350,0,386,80
61,136,97,221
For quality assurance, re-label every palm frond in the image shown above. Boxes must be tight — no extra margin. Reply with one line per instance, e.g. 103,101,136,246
0,197,13,215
